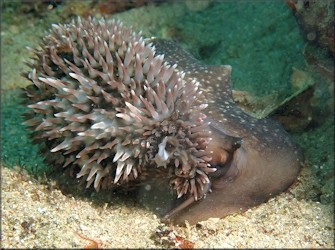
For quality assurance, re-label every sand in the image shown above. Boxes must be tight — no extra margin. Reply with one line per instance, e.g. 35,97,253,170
1,165,333,248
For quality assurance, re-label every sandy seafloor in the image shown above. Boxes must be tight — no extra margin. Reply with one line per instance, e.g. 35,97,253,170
1,1,334,248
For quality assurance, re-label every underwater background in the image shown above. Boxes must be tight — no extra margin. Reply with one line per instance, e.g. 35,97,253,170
1,0,334,248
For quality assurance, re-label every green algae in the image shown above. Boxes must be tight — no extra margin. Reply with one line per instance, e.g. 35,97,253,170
1,89,47,175
167,1,307,98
